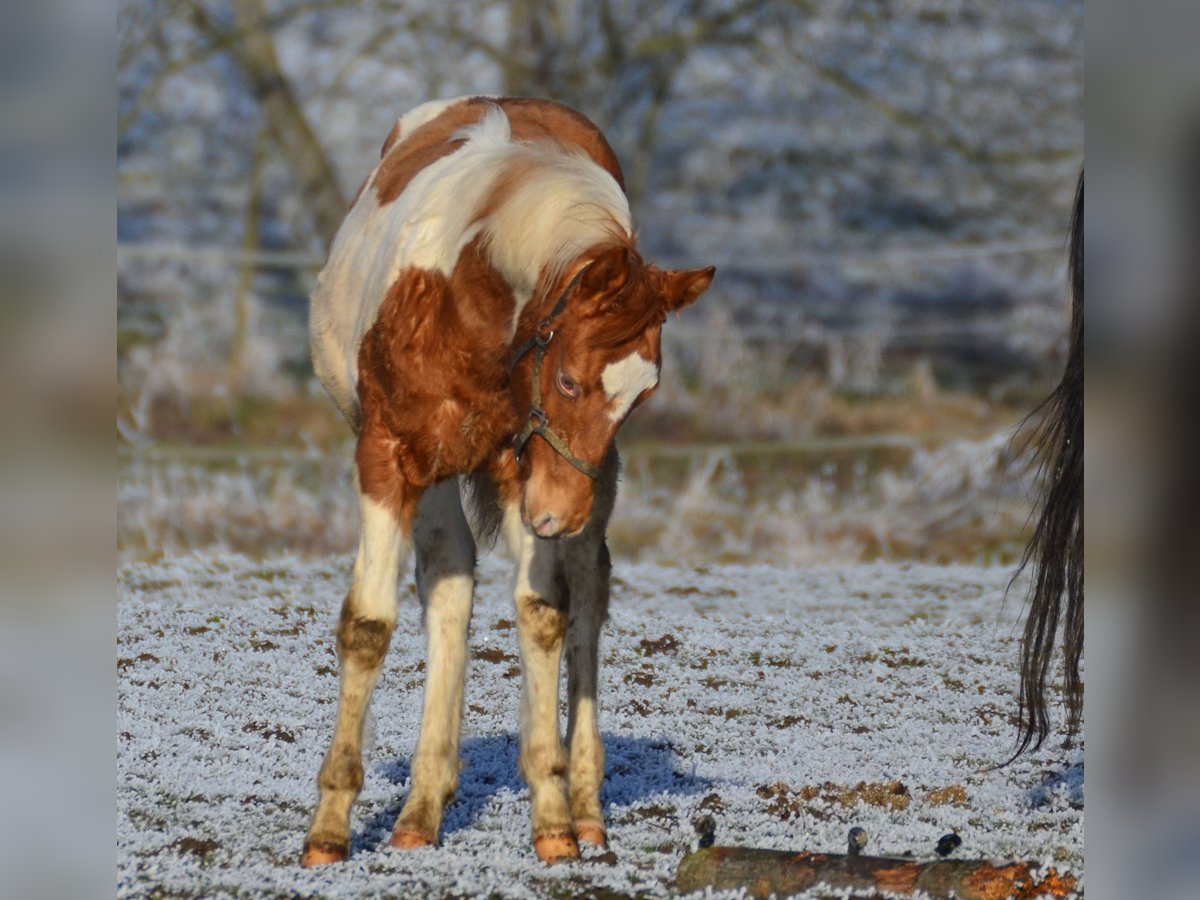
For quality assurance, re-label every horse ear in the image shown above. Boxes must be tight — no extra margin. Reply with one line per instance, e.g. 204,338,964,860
660,266,716,312
580,246,634,297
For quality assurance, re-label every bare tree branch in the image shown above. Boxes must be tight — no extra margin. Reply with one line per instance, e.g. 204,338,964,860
180,0,349,245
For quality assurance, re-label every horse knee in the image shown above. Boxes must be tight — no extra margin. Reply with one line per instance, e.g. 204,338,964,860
518,595,568,652
337,610,393,669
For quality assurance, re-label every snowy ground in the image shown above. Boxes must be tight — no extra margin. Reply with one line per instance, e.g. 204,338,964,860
117,553,1083,898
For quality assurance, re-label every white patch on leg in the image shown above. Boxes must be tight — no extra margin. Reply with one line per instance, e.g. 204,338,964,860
600,353,658,422
352,492,408,625
407,483,476,815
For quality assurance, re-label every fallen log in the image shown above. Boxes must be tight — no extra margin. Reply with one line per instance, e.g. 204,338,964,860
675,846,1078,899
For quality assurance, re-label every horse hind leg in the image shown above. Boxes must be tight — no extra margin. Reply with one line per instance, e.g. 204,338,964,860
391,480,477,850
302,487,413,867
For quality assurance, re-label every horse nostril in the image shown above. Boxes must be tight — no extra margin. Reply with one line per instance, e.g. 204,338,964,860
532,514,560,538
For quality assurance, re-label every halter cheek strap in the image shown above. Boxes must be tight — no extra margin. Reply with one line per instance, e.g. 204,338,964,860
510,268,603,481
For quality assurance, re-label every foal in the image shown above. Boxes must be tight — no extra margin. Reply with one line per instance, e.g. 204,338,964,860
302,97,714,866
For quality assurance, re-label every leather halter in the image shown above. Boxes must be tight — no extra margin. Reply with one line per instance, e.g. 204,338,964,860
509,267,602,480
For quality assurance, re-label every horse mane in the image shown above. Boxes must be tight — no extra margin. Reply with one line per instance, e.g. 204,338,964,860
1007,167,1084,761
465,106,633,304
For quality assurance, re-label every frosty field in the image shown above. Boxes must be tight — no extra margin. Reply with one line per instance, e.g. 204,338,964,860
117,553,1083,898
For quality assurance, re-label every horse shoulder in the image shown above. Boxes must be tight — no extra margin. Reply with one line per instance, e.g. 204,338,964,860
356,266,515,481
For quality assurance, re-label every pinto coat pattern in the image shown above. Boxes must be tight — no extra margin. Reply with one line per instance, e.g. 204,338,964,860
302,97,714,866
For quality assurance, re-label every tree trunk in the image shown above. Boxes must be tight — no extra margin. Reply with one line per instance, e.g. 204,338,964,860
230,129,267,389
227,0,348,247
675,847,1078,899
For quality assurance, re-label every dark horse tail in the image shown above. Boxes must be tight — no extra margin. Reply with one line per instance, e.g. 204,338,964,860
1010,169,1084,759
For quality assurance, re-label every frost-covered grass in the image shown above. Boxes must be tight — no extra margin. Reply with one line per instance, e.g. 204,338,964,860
118,554,1083,898
118,425,1037,567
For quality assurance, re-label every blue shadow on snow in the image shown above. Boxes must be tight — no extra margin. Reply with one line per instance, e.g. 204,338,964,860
356,733,714,852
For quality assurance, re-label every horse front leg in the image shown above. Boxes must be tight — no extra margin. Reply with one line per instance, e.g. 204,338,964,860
504,504,578,863
302,485,413,866
391,481,477,849
562,536,611,849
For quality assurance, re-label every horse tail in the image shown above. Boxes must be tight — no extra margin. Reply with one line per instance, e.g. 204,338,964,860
1009,167,1085,759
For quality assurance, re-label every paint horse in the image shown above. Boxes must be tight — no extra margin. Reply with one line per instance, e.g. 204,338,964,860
302,97,714,866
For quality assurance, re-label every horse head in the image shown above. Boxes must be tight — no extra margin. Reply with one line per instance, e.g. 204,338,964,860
511,245,714,537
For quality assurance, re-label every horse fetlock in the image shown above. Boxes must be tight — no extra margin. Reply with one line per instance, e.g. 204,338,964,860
569,781,603,824
527,761,574,845
411,748,461,800
394,794,444,846
519,741,568,785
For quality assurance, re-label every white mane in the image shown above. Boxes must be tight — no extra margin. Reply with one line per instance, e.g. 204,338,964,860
464,107,633,313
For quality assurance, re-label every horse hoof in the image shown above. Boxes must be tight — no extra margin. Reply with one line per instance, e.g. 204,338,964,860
574,819,608,848
300,840,348,867
390,826,436,850
534,830,580,863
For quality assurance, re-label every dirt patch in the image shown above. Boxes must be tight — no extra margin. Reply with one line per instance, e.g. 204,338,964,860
242,722,295,743
118,652,160,670
474,646,518,664
858,648,928,668
925,784,970,807
757,780,912,820
170,837,221,859
766,714,809,729
627,699,653,717
664,585,700,596
626,803,676,822
638,633,679,656
625,667,656,687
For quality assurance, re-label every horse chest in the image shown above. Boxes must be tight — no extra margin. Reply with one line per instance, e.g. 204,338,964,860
356,275,517,483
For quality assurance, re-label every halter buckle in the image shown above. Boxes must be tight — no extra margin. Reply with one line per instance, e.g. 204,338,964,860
513,407,548,463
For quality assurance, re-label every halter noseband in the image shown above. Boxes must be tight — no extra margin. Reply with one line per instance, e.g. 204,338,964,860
509,267,602,480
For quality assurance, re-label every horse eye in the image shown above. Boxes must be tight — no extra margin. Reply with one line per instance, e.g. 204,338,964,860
556,369,580,399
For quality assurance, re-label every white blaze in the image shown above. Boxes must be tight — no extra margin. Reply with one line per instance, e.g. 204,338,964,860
601,353,658,423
